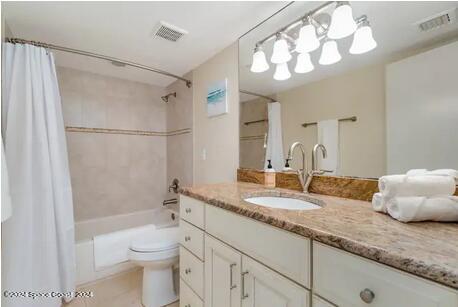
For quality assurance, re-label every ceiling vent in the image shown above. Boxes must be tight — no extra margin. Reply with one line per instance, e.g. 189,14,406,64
416,8,457,32
153,21,188,42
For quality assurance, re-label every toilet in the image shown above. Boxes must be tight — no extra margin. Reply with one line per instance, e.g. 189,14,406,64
128,226,179,307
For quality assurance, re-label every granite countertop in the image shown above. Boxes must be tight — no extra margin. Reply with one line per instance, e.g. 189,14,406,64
180,182,458,289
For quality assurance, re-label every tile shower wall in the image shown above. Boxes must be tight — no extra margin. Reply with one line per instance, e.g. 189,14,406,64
58,67,167,221
166,74,193,189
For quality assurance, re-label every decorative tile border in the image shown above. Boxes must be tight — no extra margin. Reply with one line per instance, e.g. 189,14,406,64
66,126,191,137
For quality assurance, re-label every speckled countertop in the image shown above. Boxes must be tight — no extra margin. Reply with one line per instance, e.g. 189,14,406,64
180,182,458,289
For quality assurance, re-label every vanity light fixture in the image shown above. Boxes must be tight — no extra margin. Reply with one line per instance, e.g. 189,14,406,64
249,1,377,80
327,1,358,39
250,45,270,72
295,18,320,53
274,62,291,80
350,17,377,54
319,40,341,65
295,52,314,73
271,34,292,64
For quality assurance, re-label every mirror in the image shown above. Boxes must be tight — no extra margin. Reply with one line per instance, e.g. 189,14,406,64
239,2,458,178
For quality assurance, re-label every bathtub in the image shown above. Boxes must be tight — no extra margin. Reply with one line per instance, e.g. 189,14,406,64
75,208,178,285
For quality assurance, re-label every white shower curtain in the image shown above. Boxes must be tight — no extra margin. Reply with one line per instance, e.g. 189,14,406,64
2,43,76,307
264,101,285,171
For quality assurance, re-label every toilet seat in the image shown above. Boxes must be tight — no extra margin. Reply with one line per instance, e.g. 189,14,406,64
128,227,179,262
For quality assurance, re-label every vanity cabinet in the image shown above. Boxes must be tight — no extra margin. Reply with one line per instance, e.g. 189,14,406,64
241,255,309,307
179,195,458,307
313,242,458,307
205,235,242,307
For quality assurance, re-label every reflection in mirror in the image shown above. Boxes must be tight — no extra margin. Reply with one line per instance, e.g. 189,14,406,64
239,2,458,178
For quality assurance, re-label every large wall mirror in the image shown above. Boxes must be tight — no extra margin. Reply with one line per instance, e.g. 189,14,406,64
239,2,458,178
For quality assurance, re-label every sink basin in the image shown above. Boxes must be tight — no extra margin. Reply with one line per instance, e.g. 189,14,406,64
244,196,321,210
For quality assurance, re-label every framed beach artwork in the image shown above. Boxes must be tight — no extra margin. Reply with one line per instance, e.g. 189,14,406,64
207,79,228,117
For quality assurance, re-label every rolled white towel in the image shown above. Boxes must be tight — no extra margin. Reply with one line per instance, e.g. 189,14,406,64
372,192,389,213
378,175,456,198
406,169,458,183
405,169,428,176
386,196,458,222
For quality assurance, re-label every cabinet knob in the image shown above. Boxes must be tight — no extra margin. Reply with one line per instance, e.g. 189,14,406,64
185,268,192,274
185,236,191,242
185,208,191,213
360,288,375,304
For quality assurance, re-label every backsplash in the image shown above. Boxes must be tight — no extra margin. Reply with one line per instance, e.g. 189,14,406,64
238,168,458,201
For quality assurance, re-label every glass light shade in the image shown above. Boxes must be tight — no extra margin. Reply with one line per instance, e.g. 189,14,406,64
327,2,357,39
250,48,269,72
319,40,341,65
273,63,291,81
295,23,320,53
271,38,292,64
294,52,314,73
349,24,377,54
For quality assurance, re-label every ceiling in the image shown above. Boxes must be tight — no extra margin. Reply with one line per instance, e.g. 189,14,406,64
3,1,288,87
239,1,458,100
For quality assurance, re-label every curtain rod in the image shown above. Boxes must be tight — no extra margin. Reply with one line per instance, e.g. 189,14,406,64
302,116,357,128
5,37,192,88
240,89,276,102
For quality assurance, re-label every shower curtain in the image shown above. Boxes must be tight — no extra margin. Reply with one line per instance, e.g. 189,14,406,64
2,43,76,307
264,101,285,171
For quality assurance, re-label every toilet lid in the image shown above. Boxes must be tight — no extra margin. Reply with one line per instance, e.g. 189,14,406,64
130,227,179,252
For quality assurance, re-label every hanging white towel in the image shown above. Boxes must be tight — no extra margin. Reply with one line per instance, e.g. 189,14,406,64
1,138,13,222
264,102,284,171
378,175,456,198
93,224,156,270
317,119,339,174
386,196,458,222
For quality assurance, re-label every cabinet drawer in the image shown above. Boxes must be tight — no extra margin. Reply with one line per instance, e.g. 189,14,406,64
313,242,458,307
180,278,203,307
205,205,311,288
180,219,204,260
180,246,204,299
312,295,335,307
180,195,205,229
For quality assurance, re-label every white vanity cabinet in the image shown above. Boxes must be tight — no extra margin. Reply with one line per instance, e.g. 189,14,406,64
179,195,458,307
313,242,458,307
241,255,310,307
205,235,242,307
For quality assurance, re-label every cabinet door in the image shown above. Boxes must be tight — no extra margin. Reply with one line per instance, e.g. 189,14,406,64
241,255,310,307
205,235,242,307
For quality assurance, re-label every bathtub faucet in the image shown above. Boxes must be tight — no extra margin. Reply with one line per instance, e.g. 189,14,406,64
168,178,180,193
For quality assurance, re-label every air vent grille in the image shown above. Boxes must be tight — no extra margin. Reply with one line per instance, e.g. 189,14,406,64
417,8,457,32
153,21,188,42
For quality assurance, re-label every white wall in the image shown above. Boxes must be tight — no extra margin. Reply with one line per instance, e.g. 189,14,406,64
279,64,386,178
192,42,239,184
386,41,458,174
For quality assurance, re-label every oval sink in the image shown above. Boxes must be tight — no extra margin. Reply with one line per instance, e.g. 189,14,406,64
244,196,321,210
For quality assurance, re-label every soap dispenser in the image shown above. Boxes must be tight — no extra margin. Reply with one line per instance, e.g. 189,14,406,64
283,158,293,172
265,159,276,188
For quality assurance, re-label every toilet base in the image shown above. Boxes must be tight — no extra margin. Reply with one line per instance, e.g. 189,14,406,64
142,266,178,307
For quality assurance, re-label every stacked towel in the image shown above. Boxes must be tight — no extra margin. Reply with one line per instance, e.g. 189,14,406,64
378,175,456,198
406,169,458,183
387,196,458,222
372,169,458,222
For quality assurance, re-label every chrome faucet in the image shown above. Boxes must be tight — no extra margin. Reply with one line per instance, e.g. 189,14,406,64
286,142,308,192
304,144,330,192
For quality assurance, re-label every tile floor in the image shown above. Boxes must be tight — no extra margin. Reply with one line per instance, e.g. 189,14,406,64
64,268,179,307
